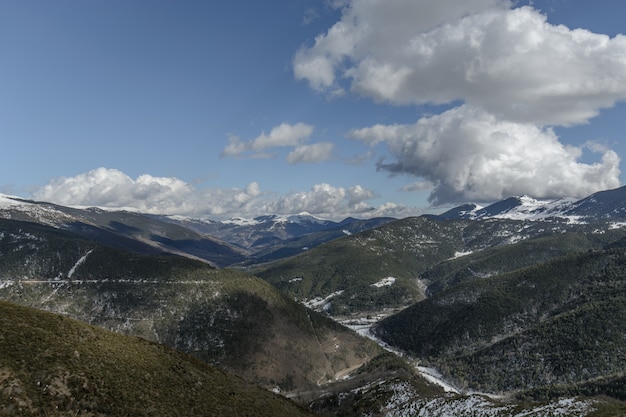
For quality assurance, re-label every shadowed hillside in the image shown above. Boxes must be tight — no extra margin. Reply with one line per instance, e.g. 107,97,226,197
0,218,380,395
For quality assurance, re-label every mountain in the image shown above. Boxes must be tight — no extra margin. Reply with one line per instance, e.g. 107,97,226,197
436,185,626,223
254,214,626,319
0,300,315,416
0,194,392,267
565,185,626,220
372,238,626,397
0,217,381,396
4,189,626,415
154,212,394,265
0,194,247,267
2,296,620,417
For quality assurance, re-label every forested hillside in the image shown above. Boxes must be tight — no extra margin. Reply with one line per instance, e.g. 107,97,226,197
375,244,626,396
255,215,626,318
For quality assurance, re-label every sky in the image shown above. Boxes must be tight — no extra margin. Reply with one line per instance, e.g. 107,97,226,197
1,0,625,220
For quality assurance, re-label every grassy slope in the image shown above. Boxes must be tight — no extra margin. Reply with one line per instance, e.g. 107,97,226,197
0,300,315,417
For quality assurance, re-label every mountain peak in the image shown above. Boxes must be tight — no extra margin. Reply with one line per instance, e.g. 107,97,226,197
0,193,29,208
438,203,482,220
434,187,626,223
286,212,327,225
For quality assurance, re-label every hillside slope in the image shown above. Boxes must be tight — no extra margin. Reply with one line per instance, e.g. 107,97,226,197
374,245,626,396
0,218,380,394
0,300,315,416
255,216,621,318
0,195,247,266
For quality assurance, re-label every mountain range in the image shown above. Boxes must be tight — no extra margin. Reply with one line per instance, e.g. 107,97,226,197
3,185,626,271
0,193,393,267
3,187,626,415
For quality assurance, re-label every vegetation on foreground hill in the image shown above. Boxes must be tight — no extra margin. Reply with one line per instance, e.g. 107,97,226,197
0,300,315,417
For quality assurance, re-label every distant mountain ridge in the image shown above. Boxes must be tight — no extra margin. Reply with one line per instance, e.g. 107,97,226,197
0,193,393,267
155,212,394,265
435,185,626,223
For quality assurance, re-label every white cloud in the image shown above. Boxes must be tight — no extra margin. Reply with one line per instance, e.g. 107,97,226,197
222,122,334,165
252,122,314,150
31,167,414,220
302,8,320,25
33,168,194,213
32,168,263,217
351,105,621,204
345,150,374,165
270,183,346,214
346,185,376,206
221,122,314,158
296,0,626,204
287,142,334,163
221,135,248,158
295,0,626,126
267,183,405,219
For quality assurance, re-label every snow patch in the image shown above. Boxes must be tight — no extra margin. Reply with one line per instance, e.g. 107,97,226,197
68,249,94,278
416,366,459,394
222,217,261,226
286,212,326,225
451,251,473,259
0,194,27,208
371,276,396,288
303,290,344,310
0,280,14,289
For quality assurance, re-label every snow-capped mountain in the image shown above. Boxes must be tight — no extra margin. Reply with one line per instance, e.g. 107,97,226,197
0,193,393,266
155,212,394,263
222,212,329,226
436,186,626,223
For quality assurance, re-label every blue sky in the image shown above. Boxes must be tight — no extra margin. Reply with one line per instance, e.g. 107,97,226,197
1,0,625,220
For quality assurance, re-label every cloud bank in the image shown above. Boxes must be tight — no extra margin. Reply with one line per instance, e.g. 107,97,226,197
295,0,625,203
32,167,415,220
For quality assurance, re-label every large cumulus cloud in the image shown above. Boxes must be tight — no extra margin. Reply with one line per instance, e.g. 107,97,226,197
32,167,415,220
351,105,620,204
295,0,625,203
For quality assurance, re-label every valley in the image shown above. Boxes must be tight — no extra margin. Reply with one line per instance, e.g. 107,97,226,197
2,187,626,415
